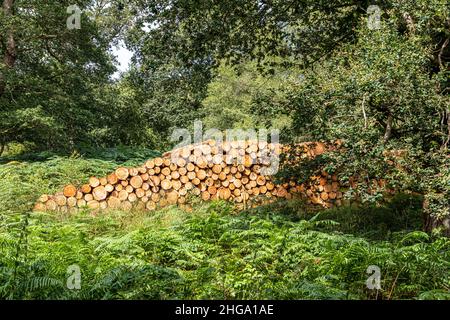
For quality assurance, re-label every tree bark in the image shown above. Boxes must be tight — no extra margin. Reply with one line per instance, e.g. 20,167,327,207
0,0,16,98
438,38,450,149
383,113,393,144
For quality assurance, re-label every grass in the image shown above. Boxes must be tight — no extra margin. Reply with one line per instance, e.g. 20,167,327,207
0,150,449,300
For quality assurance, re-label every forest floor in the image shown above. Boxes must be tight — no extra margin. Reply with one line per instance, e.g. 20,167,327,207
0,149,449,299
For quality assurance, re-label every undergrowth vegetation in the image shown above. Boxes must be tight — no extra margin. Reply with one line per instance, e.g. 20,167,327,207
0,153,449,300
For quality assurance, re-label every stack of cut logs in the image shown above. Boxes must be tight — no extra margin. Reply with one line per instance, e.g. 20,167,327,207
33,140,379,213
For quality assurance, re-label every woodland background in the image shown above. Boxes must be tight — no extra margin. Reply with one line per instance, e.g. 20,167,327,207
0,0,449,299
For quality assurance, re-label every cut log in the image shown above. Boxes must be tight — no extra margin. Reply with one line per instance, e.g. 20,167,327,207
212,164,222,174
87,200,100,209
63,185,77,198
161,179,172,190
93,186,108,201
201,191,210,201
100,201,108,210
135,188,145,198
256,176,266,186
130,176,143,189
38,194,49,203
186,171,195,180
55,194,67,206
145,160,155,169
77,199,86,207
129,168,139,177
146,201,157,210
180,175,189,184
151,193,160,202
110,190,119,198
34,202,46,211
207,186,217,195
166,191,179,205
154,157,164,167
178,167,187,176
138,166,147,174
161,167,171,176
150,175,161,187
115,167,129,180
46,199,58,211
118,190,129,201
99,177,108,186
66,196,77,207
243,155,253,167
219,188,231,200
172,180,182,190
196,169,207,180
277,187,287,198
89,177,100,188
331,181,339,191
105,184,114,192
121,201,132,211
186,162,195,172
128,193,137,202
171,171,180,180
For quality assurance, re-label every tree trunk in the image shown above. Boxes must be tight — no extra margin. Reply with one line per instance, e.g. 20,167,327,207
438,38,450,150
443,108,450,150
0,142,5,157
383,113,393,144
0,0,16,97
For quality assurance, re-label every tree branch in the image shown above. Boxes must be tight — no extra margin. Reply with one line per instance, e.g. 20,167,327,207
438,37,449,71
361,94,368,129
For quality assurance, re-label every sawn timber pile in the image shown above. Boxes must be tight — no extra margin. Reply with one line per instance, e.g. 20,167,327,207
33,140,386,213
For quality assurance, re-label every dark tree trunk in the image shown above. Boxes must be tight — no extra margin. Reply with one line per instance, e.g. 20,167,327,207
0,142,5,157
423,196,450,237
0,0,16,97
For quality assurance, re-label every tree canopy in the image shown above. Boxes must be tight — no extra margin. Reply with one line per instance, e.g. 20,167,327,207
1,0,449,226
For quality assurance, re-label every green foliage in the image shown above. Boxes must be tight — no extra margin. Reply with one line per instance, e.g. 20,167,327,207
266,194,424,240
0,148,159,218
1,199,449,300
0,1,161,154
0,156,448,300
272,1,450,224
0,155,449,300
0,1,117,151
201,62,293,132
1,0,449,300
